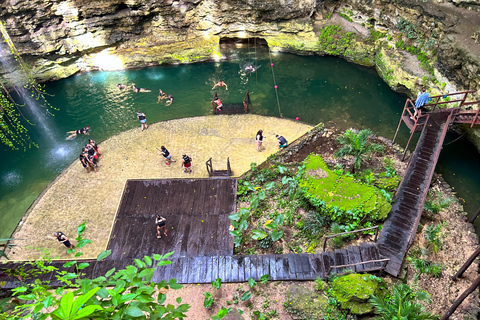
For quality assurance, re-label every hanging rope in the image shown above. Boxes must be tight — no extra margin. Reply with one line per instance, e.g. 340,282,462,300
443,132,466,146
268,46,282,117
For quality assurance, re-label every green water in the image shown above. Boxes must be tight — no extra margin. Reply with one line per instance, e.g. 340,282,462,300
1,48,480,239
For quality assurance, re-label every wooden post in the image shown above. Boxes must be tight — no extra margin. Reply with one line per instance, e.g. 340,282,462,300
441,275,480,320
212,92,218,114
452,245,480,280
471,103,480,128
393,100,408,144
468,206,480,223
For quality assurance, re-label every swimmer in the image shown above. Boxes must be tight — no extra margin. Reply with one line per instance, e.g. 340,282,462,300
245,65,255,72
137,111,148,131
212,80,228,90
132,84,151,93
66,126,90,140
165,95,174,106
117,84,126,90
157,89,167,103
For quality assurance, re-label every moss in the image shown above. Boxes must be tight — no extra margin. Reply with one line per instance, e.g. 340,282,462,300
299,154,391,221
375,175,401,192
331,273,388,315
285,285,329,319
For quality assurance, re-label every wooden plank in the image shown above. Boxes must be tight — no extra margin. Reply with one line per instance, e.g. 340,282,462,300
269,256,277,280
210,256,219,282
230,255,239,283
224,255,233,282
309,255,325,279
205,256,214,283
334,249,350,274
188,257,201,283
197,256,208,283
180,257,191,283
347,246,364,272
322,252,335,276
237,256,246,282
218,256,226,282
243,256,252,280
172,258,185,283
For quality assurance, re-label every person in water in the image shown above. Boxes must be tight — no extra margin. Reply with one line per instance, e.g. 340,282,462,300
212,80,228,90
413,88,429,119
245,65,256,72
117,83,126,90
165,95,174,106
155,214,167,239
256,129,264,152
276,134,288,149
157,146,176,165
157,89,167,103
214,97,223,111
182,154,192,173
53,232,75,249
66,126,90,140
137,111,148,130
132,84,151,93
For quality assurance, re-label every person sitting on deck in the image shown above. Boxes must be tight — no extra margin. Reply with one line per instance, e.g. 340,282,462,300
213,97,223,111
276,135,288,149
157,89,167,103
212,80,228,90
66,126,90,140
165,95,174,106
413,88,429,119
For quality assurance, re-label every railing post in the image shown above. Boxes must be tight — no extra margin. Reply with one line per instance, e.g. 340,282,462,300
323,237,328,252
374,226,379,242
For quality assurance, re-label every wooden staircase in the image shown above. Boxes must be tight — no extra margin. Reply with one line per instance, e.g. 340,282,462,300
206,157,232,178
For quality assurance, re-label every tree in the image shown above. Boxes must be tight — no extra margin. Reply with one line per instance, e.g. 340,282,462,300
334,129,384,173
369,283,438,320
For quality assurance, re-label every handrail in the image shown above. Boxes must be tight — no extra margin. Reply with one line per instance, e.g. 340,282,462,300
323,226,379,252
206,158,213,177
227,157,231,176
327,258,390,276
212,92,218,114
243,90,250,113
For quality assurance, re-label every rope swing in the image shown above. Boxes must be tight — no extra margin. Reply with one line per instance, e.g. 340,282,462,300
268,46,282,117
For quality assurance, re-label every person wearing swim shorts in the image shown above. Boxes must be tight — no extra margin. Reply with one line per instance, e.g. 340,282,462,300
157,146,176,165
182,154,192,173
137,111,148,131
53,232,75,249
66,126,90,140
214,97,223,111
276,134,288,149
212,80,228,90
79,153,89,173
165,95,174,106
158,89,167,103
155,215,167,238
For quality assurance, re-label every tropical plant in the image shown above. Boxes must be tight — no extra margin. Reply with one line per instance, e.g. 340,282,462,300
424,222,445,254
334,129,385,173
369,283,438,320
0,238,20,259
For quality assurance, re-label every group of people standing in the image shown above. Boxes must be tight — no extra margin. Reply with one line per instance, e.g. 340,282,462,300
79,139,101,173
157,146,193,173
255,130,288,152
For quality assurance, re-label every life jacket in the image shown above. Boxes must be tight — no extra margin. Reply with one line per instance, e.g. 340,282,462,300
215,99,222,106
183,156,191,165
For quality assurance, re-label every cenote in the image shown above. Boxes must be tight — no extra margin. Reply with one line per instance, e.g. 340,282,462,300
1,47,480,239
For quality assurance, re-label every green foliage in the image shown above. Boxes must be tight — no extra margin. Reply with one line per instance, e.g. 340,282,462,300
424,223,445,254
302,210,329,239
4,250,189,319
299,154,391,228
423,191,454,216
339,13,353,22
204,292,214,308
318,25,357,56
369,282,438,319
369,30,386,42
212,278,222,290
335,129,385,173
408,248,444,277
396,18,421,39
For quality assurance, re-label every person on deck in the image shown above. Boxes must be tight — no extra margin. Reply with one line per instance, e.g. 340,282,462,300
137,111,148,131
79,153,90,173
89,139,101,157
53,232,75,249
158,89,167,103
413,88,429,119
157,146,176,165
212,80,228,90
165,95,174,106
214,97,223,111
256,129,264,152
66,126,90,140
276,135,288,149
155,215,167,239
182,154,192,173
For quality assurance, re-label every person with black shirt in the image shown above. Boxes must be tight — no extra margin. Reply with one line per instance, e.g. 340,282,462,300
276,134,288,149
66,126,90,140
53,232,75,249
256,129,264,152
155,215,167,239
157,146,176,165
137,111,148,131
79,153,89,173
182,154,192,173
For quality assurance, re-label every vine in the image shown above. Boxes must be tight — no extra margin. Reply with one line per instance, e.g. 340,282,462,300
0,20,56,150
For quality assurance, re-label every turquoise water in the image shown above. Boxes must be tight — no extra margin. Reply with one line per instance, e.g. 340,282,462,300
1,48,480,238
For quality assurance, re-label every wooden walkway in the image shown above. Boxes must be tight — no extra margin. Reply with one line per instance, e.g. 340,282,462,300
0,243,383,287
380,108,458,276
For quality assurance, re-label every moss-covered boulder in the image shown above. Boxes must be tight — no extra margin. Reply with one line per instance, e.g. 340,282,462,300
285,285,329,319
331,273,388,315
299,154,391,222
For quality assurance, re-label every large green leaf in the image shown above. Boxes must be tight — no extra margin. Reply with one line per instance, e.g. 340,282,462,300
144,255,152,266
97,250,111,261
251,230,268,240
76,239,92,248
72,305,102,320
240,291,252,301
125,306,144,317
63,261,76,268
71,287,101,319
77,222,86,236
270,230,284,242
77,262,90,270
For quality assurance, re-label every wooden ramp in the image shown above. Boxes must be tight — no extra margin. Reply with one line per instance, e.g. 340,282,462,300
0,243,386,287
379,109,455,276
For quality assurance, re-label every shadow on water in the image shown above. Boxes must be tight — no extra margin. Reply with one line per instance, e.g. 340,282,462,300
1,47,480,238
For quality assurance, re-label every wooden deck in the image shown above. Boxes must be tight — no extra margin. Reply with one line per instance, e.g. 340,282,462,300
108,179,237,259
379,109,455,276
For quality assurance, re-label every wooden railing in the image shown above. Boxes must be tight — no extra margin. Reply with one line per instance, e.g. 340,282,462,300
243,90,250,114
415,90,475,112
326,258,390,276
206,158,213,177
226,157,231,176
323,226,379,252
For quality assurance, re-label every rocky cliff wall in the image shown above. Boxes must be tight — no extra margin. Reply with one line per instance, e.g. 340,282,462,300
1,0,480,144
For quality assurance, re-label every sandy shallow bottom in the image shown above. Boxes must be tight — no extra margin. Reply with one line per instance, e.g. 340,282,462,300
7,115,312,261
